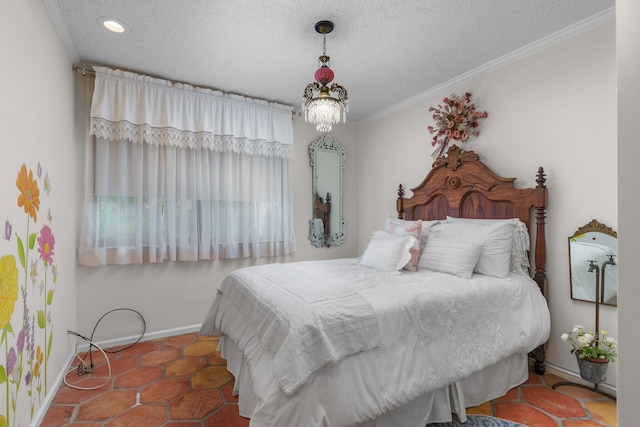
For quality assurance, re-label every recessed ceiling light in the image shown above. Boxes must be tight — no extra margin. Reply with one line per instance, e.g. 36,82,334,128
97,17,129,34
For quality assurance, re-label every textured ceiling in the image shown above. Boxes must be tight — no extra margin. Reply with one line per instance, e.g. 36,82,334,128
44,0,614,121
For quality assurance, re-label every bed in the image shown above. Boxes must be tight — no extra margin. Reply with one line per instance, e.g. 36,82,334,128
199,145,550,427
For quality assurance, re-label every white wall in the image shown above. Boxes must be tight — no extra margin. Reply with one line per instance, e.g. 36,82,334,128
616,0,640,424
73,112,360,341
4,3,636,423
358,21,618,386
0,2,76,426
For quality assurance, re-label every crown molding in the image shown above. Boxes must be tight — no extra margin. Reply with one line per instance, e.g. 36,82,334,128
361,6,616,123
43,0,81,63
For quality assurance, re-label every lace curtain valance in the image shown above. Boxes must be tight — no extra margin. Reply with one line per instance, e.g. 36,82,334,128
90,67,294,158
79,67,296,265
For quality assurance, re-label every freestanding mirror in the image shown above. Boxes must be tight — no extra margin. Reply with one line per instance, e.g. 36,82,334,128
568,219,618,306
308,135,346,247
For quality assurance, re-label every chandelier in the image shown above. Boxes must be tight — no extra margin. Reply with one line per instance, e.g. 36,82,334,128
302,20,349,133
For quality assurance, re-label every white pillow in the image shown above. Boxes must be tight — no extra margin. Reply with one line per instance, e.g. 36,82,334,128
359,230,417,272
419,236,482,278
420,220,441,238
431,219,516,278
445,217,530,274
384,216,422,271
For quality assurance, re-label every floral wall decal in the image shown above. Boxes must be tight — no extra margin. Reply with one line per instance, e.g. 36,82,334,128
1,162,57,426
3,222,11,242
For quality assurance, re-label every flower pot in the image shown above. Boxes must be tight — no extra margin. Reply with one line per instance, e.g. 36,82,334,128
575,353,609,383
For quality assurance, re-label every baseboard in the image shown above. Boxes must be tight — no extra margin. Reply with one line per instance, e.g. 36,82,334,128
29,323,203,427
72,323,202,352
542,361,617,398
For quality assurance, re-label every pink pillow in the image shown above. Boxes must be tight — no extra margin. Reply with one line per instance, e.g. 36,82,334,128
384,216,422,271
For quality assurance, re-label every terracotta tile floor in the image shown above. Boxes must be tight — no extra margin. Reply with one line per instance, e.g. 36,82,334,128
466,370,616,427
41,333,616,426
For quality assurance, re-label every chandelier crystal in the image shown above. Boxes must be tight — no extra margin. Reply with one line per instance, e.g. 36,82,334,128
302,21,349,133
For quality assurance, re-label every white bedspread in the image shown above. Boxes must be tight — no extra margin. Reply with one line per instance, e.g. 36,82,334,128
204,262,382,395
200,258,550,427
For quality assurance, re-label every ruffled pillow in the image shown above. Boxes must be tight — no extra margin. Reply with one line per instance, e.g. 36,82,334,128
359,230,417,272
384,216,423,271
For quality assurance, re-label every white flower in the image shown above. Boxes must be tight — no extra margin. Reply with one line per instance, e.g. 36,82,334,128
563,323,617,362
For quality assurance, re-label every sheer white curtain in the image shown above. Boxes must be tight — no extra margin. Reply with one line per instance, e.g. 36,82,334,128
79,67,296,266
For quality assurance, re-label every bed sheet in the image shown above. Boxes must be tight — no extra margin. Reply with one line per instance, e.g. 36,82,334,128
199,258,550,427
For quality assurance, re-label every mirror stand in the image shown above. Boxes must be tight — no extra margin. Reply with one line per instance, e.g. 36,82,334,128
553,260,616,400
556,219,617,399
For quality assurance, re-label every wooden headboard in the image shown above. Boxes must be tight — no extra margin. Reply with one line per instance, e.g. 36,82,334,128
395,145,548,372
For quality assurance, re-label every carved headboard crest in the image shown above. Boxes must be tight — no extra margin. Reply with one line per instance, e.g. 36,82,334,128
395,143,548,296
433,145,480,171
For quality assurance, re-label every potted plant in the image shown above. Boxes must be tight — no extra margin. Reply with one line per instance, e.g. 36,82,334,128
561,324,617,383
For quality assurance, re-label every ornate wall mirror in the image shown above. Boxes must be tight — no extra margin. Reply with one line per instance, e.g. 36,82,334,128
308,135,346,247
568,219,618,306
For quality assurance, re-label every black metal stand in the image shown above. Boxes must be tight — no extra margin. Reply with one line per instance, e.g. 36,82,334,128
553,259,616,401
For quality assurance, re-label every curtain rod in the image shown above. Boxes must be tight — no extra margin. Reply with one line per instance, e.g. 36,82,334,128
72,65,302,117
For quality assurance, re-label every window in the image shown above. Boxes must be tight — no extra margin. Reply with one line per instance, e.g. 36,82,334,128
79,67,296,266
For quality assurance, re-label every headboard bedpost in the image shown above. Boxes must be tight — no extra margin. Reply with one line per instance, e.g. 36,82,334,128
533,167,548,298
530,166,548,375
396,184,405,219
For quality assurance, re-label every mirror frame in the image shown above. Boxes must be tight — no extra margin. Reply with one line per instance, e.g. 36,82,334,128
568,219,618,306
308,135,346,247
